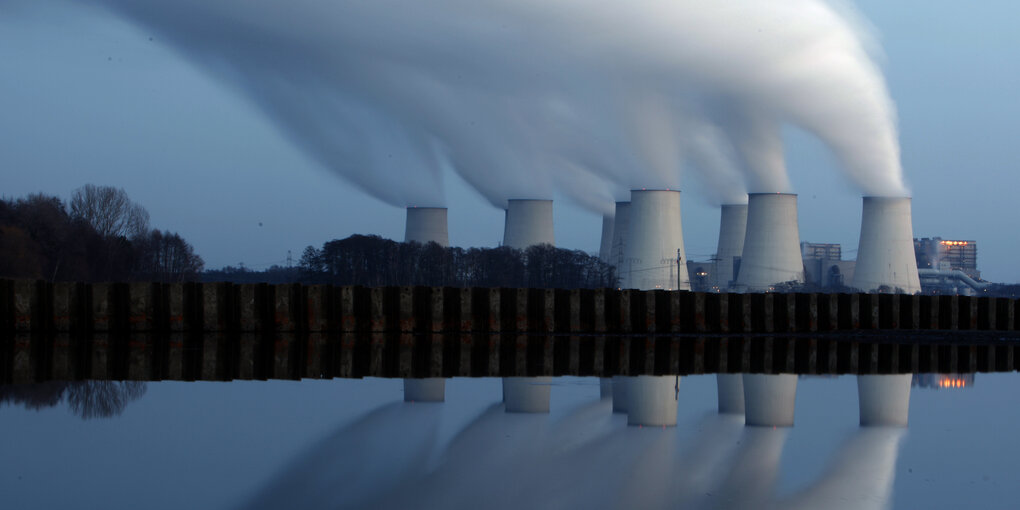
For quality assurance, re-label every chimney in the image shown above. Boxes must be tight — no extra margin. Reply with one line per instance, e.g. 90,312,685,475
620,190,690,291
736,193,804,291
851,197,921,294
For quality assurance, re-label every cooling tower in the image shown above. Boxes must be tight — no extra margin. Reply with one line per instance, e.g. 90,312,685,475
403,207,449,402
609,201,630,272
715,203,748,290
599,214,614,263
404,207,449,247
857,374,911,427
620,190,690,291
503,199,554,249
735,193,805,291
851,197,921,294
626,375,678,427
717,374,745,414
743,374,798,427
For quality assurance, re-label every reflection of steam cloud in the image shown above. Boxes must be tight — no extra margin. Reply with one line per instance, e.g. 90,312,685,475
0,381,146,419
238,376,912,510
783,428,906,510
240,402,442,510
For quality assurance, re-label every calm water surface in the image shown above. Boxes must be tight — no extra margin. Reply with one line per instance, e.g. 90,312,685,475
2,373,1018,509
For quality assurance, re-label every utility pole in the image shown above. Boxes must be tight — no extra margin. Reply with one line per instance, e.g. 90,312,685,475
677,248,682,291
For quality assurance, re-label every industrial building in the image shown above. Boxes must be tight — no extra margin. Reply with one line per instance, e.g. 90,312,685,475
913,237,987,295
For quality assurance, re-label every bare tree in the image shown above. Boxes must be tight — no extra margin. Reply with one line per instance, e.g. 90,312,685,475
135,229,205,282
69,184,150,239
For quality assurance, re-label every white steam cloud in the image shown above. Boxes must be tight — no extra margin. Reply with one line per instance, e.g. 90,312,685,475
89,0,907,211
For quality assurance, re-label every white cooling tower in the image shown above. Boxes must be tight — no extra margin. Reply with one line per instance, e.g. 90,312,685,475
715,203,748,290
404,207,450,247
736,193,805,291
599,214,614,263
503,199,554,249
743,374,798,427
626,375,678,427
403,207,450,403
851,197,921,294
717,373,745,414
857,374,911,427
609,201,631,272
620,190,690,291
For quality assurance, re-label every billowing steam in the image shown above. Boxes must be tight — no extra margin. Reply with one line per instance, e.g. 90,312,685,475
88,0,907,211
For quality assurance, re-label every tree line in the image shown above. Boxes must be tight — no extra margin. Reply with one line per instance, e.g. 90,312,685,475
281,234,616,288
0,185,203,282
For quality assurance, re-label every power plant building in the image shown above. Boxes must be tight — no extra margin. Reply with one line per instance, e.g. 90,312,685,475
913,237,987,295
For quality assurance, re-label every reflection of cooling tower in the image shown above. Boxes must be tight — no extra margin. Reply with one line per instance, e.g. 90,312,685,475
404,207,449,402
599,214,614,263
620,190,690,291
743,374,797,427
851,197,921,294
627,376,678,426
858,374,911,427
612,375,629,413
599,378,612,400
717,374,745,414
715,203,748,289
610,201,630,272
736,193,804,291
503,199,554,249
404,207,449,247
503,377,552,413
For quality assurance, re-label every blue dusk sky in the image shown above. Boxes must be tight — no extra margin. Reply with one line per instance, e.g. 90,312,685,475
1,0,1018,281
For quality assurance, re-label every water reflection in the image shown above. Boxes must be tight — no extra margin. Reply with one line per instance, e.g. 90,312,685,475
234,372,926,510
0,381,146,419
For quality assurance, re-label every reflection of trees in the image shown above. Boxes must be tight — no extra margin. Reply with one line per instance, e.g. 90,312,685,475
66,381,147,419
0,381,146,419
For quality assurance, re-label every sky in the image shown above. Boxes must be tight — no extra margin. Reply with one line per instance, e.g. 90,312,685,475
1,0,1018,282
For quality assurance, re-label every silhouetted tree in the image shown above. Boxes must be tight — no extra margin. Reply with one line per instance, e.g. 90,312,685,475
69,184,150,239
